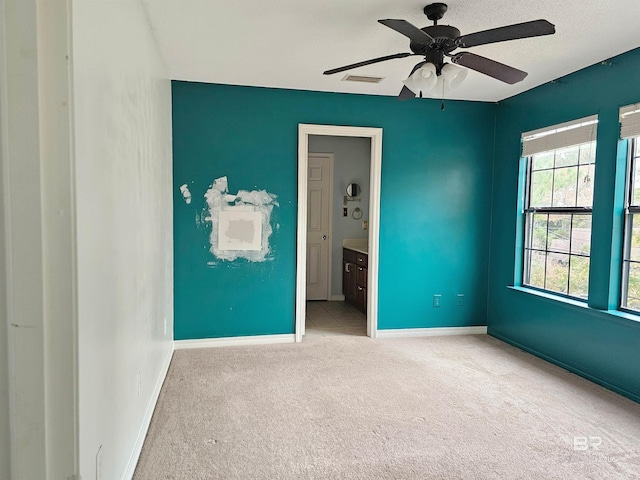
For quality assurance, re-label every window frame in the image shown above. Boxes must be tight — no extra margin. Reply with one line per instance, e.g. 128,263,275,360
620,137,640,312
521,143,595,300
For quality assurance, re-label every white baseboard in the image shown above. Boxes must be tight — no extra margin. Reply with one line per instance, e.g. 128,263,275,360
174,334,296,350
123,342,174,479
376,326,487,339
329,295,345,301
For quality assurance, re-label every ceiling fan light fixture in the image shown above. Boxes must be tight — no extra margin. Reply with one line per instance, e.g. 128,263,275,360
441,63,468,90
403,62,438,94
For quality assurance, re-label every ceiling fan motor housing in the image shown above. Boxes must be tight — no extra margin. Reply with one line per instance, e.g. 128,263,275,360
410,24,460,72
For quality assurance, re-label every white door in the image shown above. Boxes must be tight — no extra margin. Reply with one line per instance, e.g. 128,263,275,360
306,154,332,300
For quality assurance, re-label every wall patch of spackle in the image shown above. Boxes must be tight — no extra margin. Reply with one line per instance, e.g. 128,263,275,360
180,176,279,263
179,184,192,204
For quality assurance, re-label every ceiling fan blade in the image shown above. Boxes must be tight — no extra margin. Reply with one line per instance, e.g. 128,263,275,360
398,61,426,100
378,19,435,46
323,52,416,75
451,52,527,84
456,19,555,48
398,86,416,100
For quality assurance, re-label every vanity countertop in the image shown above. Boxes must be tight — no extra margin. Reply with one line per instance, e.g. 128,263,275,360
342,238,368,255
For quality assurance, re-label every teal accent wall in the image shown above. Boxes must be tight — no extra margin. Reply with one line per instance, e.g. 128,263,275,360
488,47,640,402
173,81,496,339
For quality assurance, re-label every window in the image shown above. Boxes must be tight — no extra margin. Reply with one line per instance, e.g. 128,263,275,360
520,116,598,299
620,103,640,310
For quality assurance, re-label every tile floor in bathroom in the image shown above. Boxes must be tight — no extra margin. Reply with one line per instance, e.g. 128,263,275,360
304,300,367,338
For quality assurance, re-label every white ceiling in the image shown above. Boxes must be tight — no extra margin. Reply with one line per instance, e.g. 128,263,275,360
142,0,640,103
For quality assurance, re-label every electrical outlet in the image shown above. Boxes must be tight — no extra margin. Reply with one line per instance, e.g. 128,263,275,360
457,294,464,306
433,294,441,308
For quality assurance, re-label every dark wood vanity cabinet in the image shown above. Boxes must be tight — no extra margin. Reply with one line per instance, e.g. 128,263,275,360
343,248,367,313
342,248,356,303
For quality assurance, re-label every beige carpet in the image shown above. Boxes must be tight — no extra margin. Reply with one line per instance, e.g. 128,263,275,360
133,335,640,479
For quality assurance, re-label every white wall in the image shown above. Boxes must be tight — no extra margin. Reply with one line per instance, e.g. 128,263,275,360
0,232,9,479
72,1,174,479
1,2,48,477
0,59,11,480
2,0,77,477
309,135,371,297
0,6,11,476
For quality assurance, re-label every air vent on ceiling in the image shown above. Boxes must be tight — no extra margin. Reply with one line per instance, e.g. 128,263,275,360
342,74,384,84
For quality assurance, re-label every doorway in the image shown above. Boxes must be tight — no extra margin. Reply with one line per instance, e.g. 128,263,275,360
296,124,383,342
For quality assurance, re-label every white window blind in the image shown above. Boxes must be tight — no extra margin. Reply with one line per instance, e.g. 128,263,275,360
620,103,640,139
521,115,598,157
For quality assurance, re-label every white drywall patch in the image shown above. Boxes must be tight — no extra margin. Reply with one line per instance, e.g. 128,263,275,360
203,176,278,262
218,209,262,251
179,184,192,204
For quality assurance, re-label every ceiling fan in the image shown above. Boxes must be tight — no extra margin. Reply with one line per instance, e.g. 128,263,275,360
323,3,555,100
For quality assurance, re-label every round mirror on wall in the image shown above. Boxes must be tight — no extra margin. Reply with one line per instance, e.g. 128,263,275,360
346,183,360,197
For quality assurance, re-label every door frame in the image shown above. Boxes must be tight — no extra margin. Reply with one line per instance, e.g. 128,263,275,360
296,124,383,342
1,1,78,477
306,153,334,305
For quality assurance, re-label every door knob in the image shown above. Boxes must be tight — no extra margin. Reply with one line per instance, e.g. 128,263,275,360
322,235,327,240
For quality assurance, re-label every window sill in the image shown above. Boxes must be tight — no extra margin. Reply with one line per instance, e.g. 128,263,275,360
603,308,640,324
507,286,587,307
506,285,640,328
